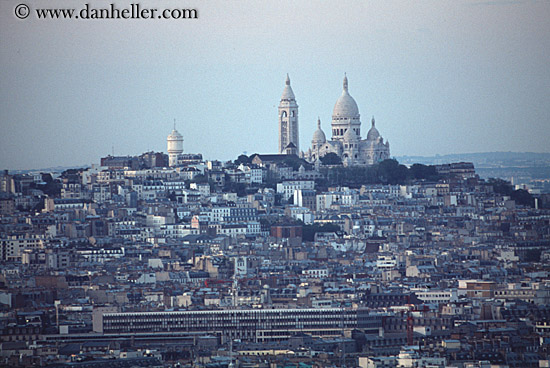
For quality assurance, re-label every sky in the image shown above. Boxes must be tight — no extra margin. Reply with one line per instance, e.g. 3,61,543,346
1,0,549,170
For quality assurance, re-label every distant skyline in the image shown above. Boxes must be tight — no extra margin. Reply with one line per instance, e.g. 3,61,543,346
1,0,550,170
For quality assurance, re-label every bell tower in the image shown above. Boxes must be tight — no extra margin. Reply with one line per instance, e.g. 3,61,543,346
278,74,299,154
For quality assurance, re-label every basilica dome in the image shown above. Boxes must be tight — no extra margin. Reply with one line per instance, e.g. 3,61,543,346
332,75,360,118
343,126,358,141
366,117,380,141
312,118,326,143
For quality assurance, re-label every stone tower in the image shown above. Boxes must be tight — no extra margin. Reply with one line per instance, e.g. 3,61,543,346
167,124,183,167
278,74,299,154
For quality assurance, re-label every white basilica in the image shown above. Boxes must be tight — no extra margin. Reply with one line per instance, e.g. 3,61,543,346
301,75,390,166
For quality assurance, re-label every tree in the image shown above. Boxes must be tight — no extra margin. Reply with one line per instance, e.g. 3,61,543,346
320,153,342,166
409,163,440,181
488,178,513,196
283,156,310,171
191,174,208,184
32,180,61,197
511,189,535,207
223,182,248,197
234,154,251,165
302,222,340,242
487,178,534,207
377,159,408,184
524,249,541,262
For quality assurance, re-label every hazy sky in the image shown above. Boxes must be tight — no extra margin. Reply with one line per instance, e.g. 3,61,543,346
1,0,549,170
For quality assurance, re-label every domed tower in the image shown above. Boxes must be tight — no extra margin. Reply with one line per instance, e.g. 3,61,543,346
312,117,326,147
167,124,183,167
364,116,391,165
278,74,299,154
366,116,381,141
310,117,326,162
332,74,361,141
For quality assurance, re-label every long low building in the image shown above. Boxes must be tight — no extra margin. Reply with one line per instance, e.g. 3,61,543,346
96,308,384,342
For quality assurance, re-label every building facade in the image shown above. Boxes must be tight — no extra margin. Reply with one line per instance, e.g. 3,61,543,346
167,126,184,167
98,308,381,342
278,74,299,155
303,75,390,166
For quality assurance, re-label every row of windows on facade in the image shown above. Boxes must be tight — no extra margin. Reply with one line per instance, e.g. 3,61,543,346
105,315,354,324
333,128,359,136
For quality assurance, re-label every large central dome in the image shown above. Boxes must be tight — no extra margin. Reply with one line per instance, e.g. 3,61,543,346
332,75,360,118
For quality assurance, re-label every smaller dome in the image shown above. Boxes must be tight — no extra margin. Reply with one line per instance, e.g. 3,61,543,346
168,129,183,140
366,117,380,141
343,127,358,141
312,118,326,143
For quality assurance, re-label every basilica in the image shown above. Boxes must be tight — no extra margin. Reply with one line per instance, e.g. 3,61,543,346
278,74,390,166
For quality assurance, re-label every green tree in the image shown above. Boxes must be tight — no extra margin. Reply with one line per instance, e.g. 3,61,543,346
283,155,310,171
302,222,340,242
487,178,534,207
409,163,439,181
377,159,408,184
234,154,251,165
223,182,248,197
511,189,535,207
488,178,514,196
524,249,541,262
191,174,208,184
320,153,342,166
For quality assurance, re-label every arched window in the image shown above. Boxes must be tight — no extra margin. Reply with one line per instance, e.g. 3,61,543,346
291,111,295,117
281,111,287,118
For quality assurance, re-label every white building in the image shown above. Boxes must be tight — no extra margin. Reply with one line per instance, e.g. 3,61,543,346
286,206,315,225
376,255,398,269
276,180,314,201
278,74,299,155
302,268,329,278
304,75,390,166
167,126,184,167
190,182,211,196
316,189,359,212
412,288,459,304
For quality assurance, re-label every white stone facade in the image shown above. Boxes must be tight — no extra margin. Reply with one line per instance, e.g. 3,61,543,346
304,75,390,166
278,74,299,155
167,127,184,167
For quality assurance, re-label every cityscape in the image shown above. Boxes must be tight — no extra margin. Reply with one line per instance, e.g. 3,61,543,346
1,74,549,368
2,0,550,367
